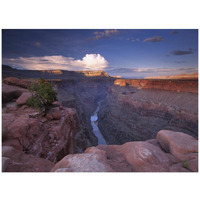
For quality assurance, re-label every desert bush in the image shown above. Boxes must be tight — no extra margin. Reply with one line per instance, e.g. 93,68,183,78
26,78,57,115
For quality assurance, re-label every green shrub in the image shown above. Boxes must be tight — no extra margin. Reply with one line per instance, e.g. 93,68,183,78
27,78,57,115
26,96,41,108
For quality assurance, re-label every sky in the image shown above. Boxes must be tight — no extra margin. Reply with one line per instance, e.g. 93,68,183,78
2,29,198,78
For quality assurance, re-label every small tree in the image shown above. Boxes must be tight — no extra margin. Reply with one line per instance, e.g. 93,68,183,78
26,78,57,115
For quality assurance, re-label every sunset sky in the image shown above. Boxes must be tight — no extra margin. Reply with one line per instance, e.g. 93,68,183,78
2,29,198,78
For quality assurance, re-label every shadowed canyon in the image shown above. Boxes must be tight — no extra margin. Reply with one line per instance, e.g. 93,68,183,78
2,65,198,172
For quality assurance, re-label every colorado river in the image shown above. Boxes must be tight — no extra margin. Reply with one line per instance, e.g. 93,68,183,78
90,101,107,145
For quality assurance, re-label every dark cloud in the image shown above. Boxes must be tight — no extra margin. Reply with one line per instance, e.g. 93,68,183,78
170,30,179,34
143,36,164,42
171,50,193,56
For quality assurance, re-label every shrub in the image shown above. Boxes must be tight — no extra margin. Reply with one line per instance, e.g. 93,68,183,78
26,78,57,115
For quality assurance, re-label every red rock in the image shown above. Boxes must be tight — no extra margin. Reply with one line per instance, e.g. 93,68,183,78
2,146,54,172
114,79,198,93
187,157,198,172
157,130,198,161
2,113,16,139
2,83,27,103
16,92,32,105
3,77,31,88
46,107,61,120
51,147,114,172
170,163,190,172
121,141,173,172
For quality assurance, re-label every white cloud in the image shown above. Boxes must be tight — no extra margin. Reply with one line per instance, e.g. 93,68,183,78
3,54,109,71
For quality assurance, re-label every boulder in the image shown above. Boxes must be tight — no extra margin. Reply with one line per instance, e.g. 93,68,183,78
157,130,198,161
16,92,32,105
2,146,54,172
51,147,114,172
121,141,173,172
46,107,61,120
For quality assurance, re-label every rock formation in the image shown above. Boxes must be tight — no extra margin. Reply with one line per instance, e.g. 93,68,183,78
98,79,198,145
2,77,78,164
52,130,198,172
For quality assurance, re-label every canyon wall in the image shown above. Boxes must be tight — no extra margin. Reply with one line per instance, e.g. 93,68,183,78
98,79,198,145
54,77,114,152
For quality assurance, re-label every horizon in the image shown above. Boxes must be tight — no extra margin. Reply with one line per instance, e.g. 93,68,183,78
2,29,198,78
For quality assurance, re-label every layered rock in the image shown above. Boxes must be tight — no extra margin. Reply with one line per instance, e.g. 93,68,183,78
52,130,198,172
114,79,198,93
3,77,32,88
98,81,198,145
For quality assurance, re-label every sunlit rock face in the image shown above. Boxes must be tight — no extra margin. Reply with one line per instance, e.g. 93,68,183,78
98,79,198,145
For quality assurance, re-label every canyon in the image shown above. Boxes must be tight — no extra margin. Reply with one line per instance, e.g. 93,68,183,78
1,65,198,172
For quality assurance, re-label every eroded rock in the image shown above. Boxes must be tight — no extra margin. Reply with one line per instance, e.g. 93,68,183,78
51,147,114,172
157,130,198,161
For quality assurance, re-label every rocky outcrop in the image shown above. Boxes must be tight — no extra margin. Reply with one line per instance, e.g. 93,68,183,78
51,130,198,172
16,92,32,105
98,83,198,145
3,77,31,88
2,105,77,163
2,146,54,172
2,83,27,103
157,130,198,161
51,147,114,172
114,79,198,93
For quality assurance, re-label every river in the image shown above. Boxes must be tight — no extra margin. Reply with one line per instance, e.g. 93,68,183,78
90,101,107,145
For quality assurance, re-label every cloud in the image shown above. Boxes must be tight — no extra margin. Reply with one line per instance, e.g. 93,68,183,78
171,50,193,56
170,30,179,34
3,54,109,71
143,36,164,42
90,29,119,40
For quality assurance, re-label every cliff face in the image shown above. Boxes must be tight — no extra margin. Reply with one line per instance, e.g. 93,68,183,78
2,79,77,164
98,79,198,145
114,79,198,93
54,77,114,152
